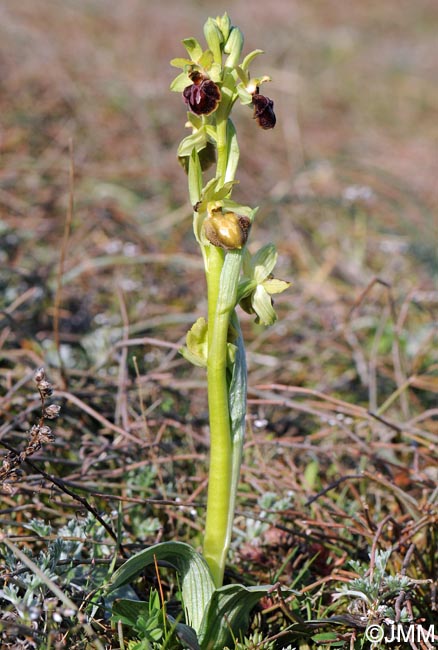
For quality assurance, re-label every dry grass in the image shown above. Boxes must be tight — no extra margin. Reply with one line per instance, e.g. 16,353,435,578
0,0,437,648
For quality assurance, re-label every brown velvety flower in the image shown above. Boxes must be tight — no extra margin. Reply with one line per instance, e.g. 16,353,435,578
252,93,276,129
183,71,221,116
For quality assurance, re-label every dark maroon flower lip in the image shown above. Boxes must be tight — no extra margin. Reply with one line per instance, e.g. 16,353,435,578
183,73,221,116
252,93,276,130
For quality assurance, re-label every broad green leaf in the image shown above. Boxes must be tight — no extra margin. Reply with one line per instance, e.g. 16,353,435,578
107,541,215,633
182,37,203,62
111,598,147,627
198,584,276,649
167,615,201,650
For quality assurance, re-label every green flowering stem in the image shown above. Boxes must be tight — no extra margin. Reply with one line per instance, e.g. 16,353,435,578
171,13,282,588
204,249,242,586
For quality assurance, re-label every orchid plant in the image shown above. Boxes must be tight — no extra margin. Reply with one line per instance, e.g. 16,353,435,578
108,15,289,648
172,12,288,588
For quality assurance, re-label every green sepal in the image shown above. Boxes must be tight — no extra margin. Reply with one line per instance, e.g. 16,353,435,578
180,317,208,367
170,71,192,92
170,57,193,69
241,49,264,72
198,49,214,71
251,284,277,326
182,37,203,62
203,18,223,64
243,243,277,282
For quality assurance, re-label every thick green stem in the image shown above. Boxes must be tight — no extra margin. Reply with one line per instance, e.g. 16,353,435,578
204,250,242,586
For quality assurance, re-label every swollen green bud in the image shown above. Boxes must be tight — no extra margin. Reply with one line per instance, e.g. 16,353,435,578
203,17,223,65
224,27,244,69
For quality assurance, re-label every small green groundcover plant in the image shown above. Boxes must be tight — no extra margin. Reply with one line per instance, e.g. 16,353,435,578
107,12,290,649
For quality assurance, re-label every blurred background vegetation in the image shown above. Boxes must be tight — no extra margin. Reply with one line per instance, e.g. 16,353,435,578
0,0,437,647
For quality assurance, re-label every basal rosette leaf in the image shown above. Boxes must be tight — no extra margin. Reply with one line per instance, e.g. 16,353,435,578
108,541,215,634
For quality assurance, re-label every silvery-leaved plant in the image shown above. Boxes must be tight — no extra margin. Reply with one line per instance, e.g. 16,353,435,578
107,15,290,649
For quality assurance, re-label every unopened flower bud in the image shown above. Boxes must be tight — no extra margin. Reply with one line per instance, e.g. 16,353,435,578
183,72,221,116
224,26,244,68
204,212,251,250
252,93,276,130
